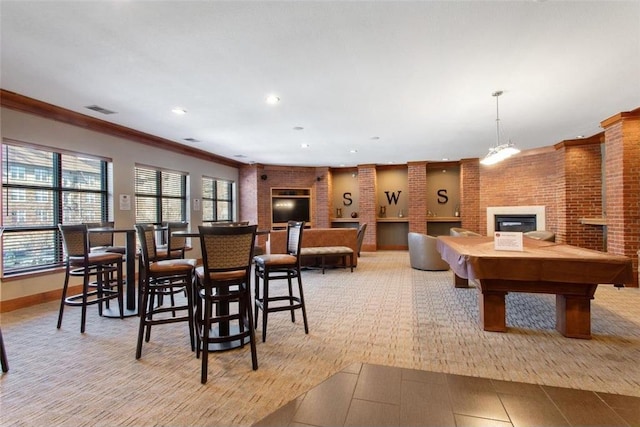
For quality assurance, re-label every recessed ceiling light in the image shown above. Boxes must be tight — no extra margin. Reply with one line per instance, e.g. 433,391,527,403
301,143,310,149
442,158,449,161
183,138,200,143
265,94,280,105
371,136,380,140
172,108,187,115
293,126,304,131
576,135,585,139
350,149,358,153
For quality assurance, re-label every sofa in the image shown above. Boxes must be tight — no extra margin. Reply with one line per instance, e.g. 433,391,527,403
268,227,358,269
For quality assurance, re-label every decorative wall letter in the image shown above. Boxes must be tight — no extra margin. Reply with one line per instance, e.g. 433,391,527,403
384,191,402,205
343,192,353,206
437,189,449,204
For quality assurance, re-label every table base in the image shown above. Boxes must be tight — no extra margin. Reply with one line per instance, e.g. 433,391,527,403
102,307,138,318
475,278,597,339
200,324,252,352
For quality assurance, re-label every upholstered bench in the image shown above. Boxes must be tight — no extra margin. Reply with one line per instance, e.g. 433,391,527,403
300,246,354,274
269,227,358,270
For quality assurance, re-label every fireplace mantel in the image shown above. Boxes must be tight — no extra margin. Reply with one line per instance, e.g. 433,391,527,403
487,206,546,235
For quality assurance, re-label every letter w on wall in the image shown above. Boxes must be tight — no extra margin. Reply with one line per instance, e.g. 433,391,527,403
384,191,402,205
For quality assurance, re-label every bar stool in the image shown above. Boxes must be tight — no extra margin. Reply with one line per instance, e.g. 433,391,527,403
57,224,124,333
135,224,196,359
85,221,126,255
0,228,7,372
157,221,189,260
253,221,308,342
195,224,258,383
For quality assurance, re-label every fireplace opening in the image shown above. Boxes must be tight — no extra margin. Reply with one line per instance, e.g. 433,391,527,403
494,214,536,232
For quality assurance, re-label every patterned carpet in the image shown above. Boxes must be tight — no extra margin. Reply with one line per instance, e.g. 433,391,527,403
1,250,639,426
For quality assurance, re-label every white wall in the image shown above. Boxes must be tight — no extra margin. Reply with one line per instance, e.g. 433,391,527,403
0,108,239,302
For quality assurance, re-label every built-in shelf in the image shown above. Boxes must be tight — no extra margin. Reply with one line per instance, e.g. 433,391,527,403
331,218,360,223
426,216,461,222
580,217,607,226
377,217,409,223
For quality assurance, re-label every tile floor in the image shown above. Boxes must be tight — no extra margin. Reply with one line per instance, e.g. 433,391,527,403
252,363,640,427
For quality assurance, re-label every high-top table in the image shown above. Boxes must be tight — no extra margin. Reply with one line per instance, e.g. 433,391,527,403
436,235,633,339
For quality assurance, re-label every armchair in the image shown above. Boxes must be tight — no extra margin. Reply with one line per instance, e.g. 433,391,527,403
449,227,481,237
524,230,556,242
408,232,450,271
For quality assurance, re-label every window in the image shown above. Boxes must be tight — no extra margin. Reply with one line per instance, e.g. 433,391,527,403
135,166,187,224
202,176,234,222
34,167,50,182
9,165,25,180
1,142,110,274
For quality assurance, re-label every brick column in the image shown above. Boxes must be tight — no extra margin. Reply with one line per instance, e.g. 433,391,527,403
601,108,640,286
358,164,377,251
408,161,427,234
314,167,330,228
460,159,481,234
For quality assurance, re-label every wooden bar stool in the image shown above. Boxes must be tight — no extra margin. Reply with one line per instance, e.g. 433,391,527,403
195,224,258,383
135,224,196,359
57,224,124,333
253,221,308,342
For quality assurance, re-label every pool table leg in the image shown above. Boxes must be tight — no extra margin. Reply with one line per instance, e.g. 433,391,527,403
454,273,469,288
556,294,593,339
478,289,507,332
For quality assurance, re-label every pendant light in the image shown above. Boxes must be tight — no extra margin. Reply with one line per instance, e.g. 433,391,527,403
480,90,520,165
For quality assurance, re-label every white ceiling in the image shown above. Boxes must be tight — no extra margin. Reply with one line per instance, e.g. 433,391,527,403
1,1,639,167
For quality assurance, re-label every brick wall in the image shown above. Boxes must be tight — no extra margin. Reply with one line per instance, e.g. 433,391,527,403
561,141,605,249
239,164,320,230
479,150,558,237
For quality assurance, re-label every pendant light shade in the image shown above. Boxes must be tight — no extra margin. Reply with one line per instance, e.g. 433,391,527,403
480,91,520,166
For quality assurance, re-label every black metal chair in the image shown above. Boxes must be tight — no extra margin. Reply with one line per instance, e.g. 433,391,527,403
135,223,196,359
253,221,308,342
57,224,124,333
195,224,258,383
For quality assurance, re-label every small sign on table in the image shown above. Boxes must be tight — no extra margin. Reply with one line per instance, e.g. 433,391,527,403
493,231,523,251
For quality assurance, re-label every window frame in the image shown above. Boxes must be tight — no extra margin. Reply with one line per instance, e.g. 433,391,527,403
134,164,188,225
201,176,235,223
1,139,111,275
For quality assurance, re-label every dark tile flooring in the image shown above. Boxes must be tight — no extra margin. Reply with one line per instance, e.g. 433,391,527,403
253,363,640,427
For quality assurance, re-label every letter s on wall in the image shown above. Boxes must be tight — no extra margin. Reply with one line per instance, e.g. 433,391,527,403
437,189,448,204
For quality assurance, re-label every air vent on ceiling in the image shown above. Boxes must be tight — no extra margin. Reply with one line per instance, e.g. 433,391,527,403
84,105,117,115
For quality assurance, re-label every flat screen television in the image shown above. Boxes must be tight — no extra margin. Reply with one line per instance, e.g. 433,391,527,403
272,197,311,224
